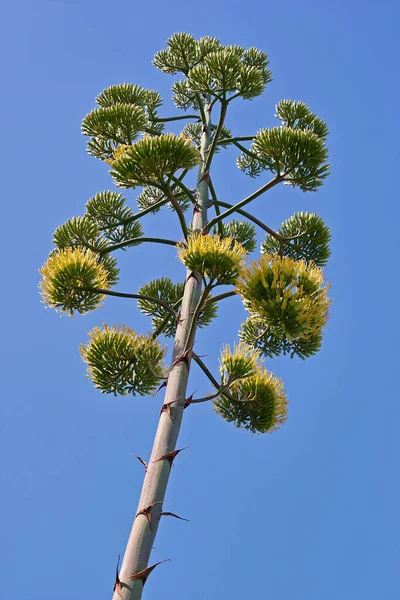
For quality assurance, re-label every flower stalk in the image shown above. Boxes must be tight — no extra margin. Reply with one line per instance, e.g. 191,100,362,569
112,97,212,600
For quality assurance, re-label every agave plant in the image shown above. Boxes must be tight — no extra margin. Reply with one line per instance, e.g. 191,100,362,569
39,32,332,600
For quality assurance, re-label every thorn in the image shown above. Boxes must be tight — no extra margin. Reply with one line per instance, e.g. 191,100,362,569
200,170,210,183
136,500,164,529
183,392,194,409
128,559,170,586
172,348,192,370
132,454,148,472
153,377,168,396
161,511,189,522
114,554,123,599
153,446,189,467
160,401,175,420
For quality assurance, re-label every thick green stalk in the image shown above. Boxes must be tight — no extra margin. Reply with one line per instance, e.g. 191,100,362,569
112,99,212,600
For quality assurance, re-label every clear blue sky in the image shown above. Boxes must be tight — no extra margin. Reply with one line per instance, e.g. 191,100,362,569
1,1,399,598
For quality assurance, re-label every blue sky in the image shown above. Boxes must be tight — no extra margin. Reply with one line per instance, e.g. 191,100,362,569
1,1,400,598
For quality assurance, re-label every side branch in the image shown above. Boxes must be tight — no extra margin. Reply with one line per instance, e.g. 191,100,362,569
205,100,228,172
204,175,283,232
153,114,200,123
89,288,178,316
169,176,197,206
102,169,190,231
217,135,255,144
214,201,303,243
166,189,189,239
205,290,237,306
101,237,179,255
192,355,237,404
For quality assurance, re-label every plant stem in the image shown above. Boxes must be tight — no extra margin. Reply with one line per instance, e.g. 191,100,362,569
166,189,189,239
208,177,224,236
101,237,179,255
213,200,298,243
217,135,255,144
169,176,197,206
103,170,190,231
112,98,212,600
153,114,200,123
205,290,237,306
204,175,283,232
205,100,227,172
89,288,177,316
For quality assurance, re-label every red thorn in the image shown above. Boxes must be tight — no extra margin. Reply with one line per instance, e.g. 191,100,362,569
153,378,168,396
172,348,192,370
184,393,194,409
113,554,123,599
160,401,174,420
136,500,165,529
153,446,189,467
128,559,170,585
132,454,148,472
200,170,210,182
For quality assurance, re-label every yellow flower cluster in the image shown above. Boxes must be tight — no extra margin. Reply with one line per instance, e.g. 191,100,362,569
215,342,288,434
39,247,109,316
178,234,247,286
229,370,288,432
219,341,263,382
80,324,167,396
237,254,331,341
105,144,130,165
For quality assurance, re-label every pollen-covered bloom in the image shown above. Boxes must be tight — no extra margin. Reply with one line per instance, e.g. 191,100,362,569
178,234,247,285
219,341,263,383
236,253,331,342
80,325,166,396
104,144,130,165
215,364,288,434
39,247,110,316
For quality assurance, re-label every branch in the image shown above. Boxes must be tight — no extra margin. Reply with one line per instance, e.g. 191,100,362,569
213,201,302,243
217,135,255,144
230,140,260,161
169,176,197,206
183,285,212,355
150,296,184,341
101,237,179,255
166,188,189,239
89,288,178,316
192,355,238,404
102,169,190,232
204,175,283,232
208,177,224,237
191,392,219,404
153,114,200,123
204,100,228,172
205,290,237,306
